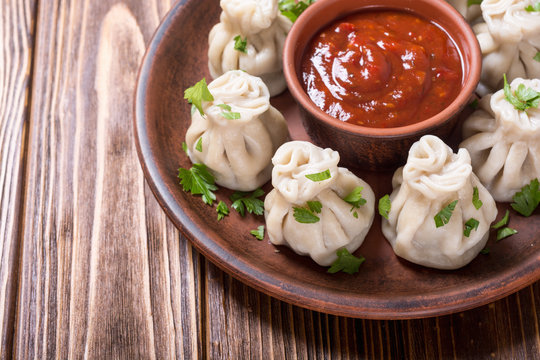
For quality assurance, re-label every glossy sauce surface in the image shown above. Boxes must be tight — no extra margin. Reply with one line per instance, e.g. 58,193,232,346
301,10,463,128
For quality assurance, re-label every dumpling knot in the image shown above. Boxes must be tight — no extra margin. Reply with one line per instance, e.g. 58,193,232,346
220,0,278,35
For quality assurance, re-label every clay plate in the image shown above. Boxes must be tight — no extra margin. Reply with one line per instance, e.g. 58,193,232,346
134,0,540,319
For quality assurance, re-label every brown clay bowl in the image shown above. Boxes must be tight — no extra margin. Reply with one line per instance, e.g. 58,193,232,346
134,0,540,319
283,0,482,170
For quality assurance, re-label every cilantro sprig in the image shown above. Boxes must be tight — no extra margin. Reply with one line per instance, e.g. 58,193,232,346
492,210,510,229
307,200,322,214
250,225,265,240
343,187,367,218
328,248,365,274
496,227,518,241
511,178,540,216
434,200,458,228
379,194,391,219
184,78,214,116
503,74,540,112
233,35,247,53
230,188,265,216
216,201,229,221
293,205,320,223
178,163,218,205
278,0,314,22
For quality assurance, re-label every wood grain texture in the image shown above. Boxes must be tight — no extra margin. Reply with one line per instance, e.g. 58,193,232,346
0,0,36,358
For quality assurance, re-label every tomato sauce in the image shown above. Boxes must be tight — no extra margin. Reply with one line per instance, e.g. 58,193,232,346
301,10,463,128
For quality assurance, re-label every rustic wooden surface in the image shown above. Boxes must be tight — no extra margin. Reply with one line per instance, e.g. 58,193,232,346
0,0,538,358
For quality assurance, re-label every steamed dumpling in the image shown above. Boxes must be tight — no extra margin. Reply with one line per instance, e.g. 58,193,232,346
185,70,289,191
473,0,540,93
264,141,375,266
208,0,292,96
381,135,497,270
460,77,540,201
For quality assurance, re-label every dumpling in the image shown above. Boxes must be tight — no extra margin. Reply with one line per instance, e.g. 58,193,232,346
381,135,497,270
460,77,540,202
208,0,292,96
473,0,540,93
264,141,375,266
445,0,482,22
185,70,289,191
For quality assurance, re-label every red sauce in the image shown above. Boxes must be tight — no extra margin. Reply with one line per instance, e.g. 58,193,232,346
301,10,463,128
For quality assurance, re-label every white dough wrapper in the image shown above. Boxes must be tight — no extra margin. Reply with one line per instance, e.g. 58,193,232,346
473,0,540,93
460,77,540,202
208,0,292,96
445,0,482,22
264,141,375,266
185,70,289,191
382,135,497,270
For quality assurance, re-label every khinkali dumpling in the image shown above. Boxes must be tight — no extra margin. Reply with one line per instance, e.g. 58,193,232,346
185,70,289,191
264,141,375,266
381,135,497,270
460,77,540,202
208,0,292,96
473,0,540,92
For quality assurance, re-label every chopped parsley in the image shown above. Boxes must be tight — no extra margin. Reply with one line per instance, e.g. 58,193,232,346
178,163,218,205
343,187,367,209
480,248,490,255
216,103,241,119
184,78,214,116
503,74,540,112
293,206,320,223
496,227,518,241
534,52,540,62
472,186,483,210
525,2,540,11
305,169,331,182
328,248,365,274
233,35,247,53
463,218,480,237
278,0,314,22
250,225,265,240
230,188,265,216
216,201,229,221
434,200,458,228
378,194,391,219
307,200,322,214
511,178,540,216
195,137,203,152
182,141,188,155
467,0,482,5
492,210,510,229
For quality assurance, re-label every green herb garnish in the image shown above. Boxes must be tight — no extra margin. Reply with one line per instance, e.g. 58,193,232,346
216,103,241,120
184,78,214,116
307,200,322,214
467,0,483,6
525,2,540,11
463,218,480,237
250,225,265,240
278,0,314,22
496,227,518,241
378,194,391,219
178,163,218,205
293,206,320,223
534,52,540,62
230,188,265,217
472,186,483,210
434,200,458,228
503,74,540,112
233,35,247,53
195,137,203,152
182,141,188,155
492,210,510,229
216,201,229,221
305,169,331,182
343,186,367,213
511,179,540,216
469,99,479,109
480,248,490,255
328,248,365,274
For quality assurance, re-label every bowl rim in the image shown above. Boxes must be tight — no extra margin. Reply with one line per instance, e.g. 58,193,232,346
283,0,482,137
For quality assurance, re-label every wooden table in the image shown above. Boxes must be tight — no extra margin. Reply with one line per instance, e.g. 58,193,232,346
1,0,539,358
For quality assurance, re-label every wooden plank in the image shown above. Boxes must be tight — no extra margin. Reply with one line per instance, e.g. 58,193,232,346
0,0,36,358
13,0,201,357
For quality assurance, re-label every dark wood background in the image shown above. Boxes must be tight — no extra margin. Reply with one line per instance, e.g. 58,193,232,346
1,0,538,358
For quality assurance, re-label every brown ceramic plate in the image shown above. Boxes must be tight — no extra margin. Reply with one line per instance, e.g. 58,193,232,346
134,0,540,319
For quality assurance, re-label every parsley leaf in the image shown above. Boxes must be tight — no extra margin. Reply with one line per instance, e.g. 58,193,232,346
230,188,265,217
184,78,214,116
278,0,314,22
307,200,322,214
492,210,510,229
293,206,320,223
328,248,365,274
182,141,188,155
534,52,540,62
472,186,483,210
434,200,458,228
343,187,367,212
216,201,229,221
503,74,540,112
195,137,203,152
250,225,265,240
178,163,218,205
305,169,331,182
511,178,540,216
480,248,490,255
463,218,480,237
525,2,540,11
496,227,518,241
233,35,247,53
467,0,482,5
216,104,241,119
378,194,391,219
